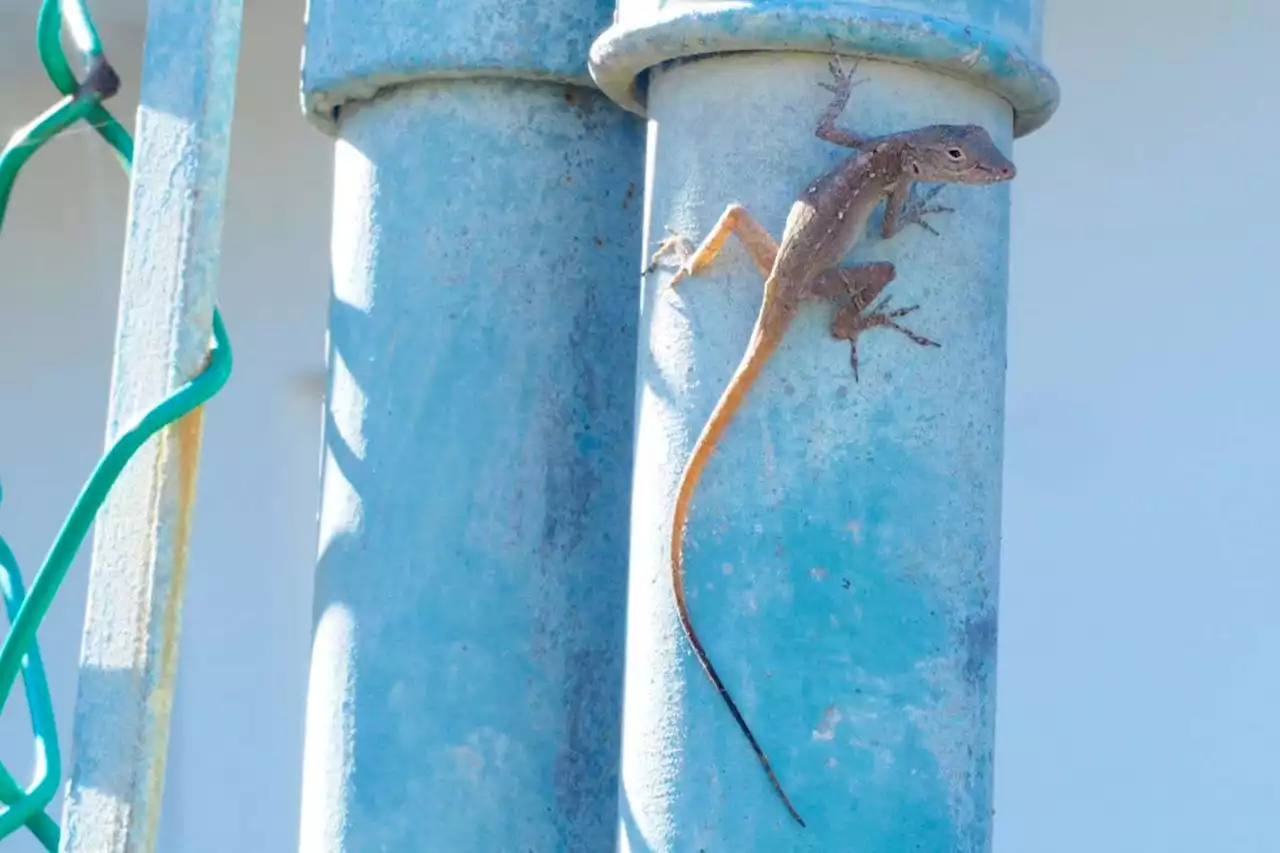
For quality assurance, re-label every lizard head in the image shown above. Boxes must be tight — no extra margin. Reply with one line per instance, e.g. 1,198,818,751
902,125,1016,185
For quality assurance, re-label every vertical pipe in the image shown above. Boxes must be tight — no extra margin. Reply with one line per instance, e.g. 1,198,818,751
591,2,1057,849
59,2,243,851
296,4,644,851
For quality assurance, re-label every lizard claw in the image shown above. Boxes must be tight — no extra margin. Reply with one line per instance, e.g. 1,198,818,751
915,185,951,207
832,296,940,380
644,228,693,277
822,55,863,101
828,55,858,82
896,184,954,236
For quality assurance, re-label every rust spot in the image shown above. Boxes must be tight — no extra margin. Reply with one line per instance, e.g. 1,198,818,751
142,404,206,847
593,237,604,247
564,90,578,105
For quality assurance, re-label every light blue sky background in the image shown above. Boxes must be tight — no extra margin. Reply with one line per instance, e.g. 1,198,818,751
996,0,1279,849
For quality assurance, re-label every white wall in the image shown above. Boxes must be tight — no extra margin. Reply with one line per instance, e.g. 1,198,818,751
997,0,1280,850
0,0,1277,851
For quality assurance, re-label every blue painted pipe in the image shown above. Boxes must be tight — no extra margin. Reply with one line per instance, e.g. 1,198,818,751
296,2,645,849
591,1,1057,849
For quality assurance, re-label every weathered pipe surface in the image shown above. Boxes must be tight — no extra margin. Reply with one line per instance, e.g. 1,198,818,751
589,0,1055,850
301,0,619,131
299,80,643,852
590,0,1058,137
297,1,645,849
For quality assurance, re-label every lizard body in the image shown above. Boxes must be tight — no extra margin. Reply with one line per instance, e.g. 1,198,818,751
649,57,1017,826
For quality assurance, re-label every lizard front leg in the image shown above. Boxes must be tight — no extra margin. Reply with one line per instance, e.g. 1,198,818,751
882,181,954,238
815,55,868,149
646,204,779,286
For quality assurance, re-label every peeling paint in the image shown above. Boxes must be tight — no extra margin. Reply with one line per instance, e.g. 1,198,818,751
812,706,842,741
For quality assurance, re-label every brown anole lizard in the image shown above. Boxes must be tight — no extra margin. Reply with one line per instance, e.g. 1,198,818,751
647,56,1017,826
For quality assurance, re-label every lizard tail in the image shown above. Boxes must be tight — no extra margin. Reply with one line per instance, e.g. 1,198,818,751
670,285,806,827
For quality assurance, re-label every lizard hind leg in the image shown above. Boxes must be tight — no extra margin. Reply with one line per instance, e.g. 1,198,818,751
654,204,780,287
803,261,896,303
644,228,693,276
804,263,902,381
831,291,941,381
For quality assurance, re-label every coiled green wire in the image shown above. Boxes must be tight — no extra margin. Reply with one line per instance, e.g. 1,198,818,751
0,1,234,847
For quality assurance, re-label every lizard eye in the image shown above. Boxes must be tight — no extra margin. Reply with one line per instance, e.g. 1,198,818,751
946,148,965,161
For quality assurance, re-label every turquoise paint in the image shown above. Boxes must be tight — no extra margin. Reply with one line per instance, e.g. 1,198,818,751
298,1,645,844
301,0,619,131
590,2,1059,136
589,0,1048,843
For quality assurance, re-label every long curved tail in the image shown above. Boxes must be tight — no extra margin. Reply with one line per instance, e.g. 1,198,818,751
670,285,805,827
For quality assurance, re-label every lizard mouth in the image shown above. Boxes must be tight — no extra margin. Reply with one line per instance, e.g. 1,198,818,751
981,162,1017,181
